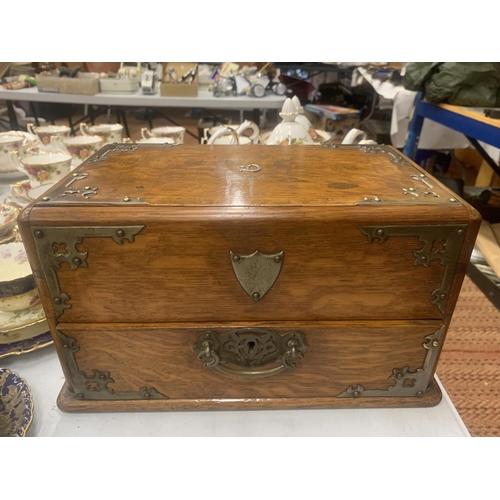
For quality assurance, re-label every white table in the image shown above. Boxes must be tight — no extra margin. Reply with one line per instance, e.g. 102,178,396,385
0,87,286,111
1,345,469,437
0,86,286,136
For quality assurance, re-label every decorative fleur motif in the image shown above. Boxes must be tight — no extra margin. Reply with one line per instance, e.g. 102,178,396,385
58,331,168,401
337,326,445,399
358,225,467,314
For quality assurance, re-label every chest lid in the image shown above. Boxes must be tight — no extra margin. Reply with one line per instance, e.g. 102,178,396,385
35,143,464,208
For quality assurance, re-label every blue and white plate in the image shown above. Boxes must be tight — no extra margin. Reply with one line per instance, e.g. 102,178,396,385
0,368,34,437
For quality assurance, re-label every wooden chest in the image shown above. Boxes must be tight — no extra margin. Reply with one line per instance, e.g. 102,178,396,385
18,143,480,412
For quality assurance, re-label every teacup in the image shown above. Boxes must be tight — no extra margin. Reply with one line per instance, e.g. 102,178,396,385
27,123,71,146
12,152,72,188
80,123,123,144
141,126,185,145
207,127,252,145
0,130,40,154
137,137,175,144
0,135,25,171
53,135,104,166
209,120,260,143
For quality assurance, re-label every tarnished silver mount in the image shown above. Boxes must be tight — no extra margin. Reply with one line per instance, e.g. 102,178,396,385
358,225,467,314
337,326,445,398
230,250,284,301
194,328,308,379
32,226,144,318
59,330,168,400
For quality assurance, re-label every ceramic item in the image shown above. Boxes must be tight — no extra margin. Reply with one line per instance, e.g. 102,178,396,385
0,242,39,313
12,151,72,188
341,128,377,145
0,130,40,153
10,180,32,207
0,304,46,342
209,120,260,143
0,135,25,172
0,330,53,360
80,123,123,144
26,184,55,202
141,126,185,145
0,368,34,437
291,96,314,130
54,135,104,166
27,123,71,146
207,127,252,145
0,204,19,238
136,137,175,144
265,98,315,145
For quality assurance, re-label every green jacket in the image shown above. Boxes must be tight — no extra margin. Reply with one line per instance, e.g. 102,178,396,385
403,62,500,107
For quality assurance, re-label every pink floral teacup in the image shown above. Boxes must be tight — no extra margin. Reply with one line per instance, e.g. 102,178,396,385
27,123,71,147
141,126,185,144
81,123,123,144
58,135,104,166
0,135,25,171
11,152,72,188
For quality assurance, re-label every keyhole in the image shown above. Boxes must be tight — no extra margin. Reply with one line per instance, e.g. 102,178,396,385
247,341,256,354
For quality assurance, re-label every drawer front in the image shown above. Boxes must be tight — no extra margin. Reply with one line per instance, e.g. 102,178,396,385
57,320,444,403
35,216,470,323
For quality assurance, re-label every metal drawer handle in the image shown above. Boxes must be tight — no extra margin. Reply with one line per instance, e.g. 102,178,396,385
194,328,308,379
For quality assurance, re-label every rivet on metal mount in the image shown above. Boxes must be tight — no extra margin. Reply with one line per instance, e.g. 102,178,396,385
123,196,131,202
116,230,125,238
42,197,50,201
457,228,464,236
450,198,457,202
34,230,44,238
376,228,384,236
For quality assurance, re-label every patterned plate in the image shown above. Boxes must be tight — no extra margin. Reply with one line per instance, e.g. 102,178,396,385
0,368,34,437
0,330,53,359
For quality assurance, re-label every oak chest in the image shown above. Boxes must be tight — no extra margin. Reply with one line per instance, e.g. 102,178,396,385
19,143,480,412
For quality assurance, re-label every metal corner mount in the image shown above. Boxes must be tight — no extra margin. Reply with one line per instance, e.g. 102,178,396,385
58,330,168,401
230,250,284,301
32,226,144,318
337,325,445,398
358,224,467,314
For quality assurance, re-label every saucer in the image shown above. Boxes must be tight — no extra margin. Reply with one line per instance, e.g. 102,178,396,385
0,330,53,360
0,368,34,437
0,303,46,342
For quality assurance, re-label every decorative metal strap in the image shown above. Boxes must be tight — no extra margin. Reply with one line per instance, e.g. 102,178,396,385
193,328,308,379
32,226,144,318
337,325,445,398
58,330,168,401
358,225,467,314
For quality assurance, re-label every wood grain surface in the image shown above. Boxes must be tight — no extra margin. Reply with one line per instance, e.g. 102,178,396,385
59,320,442,401
57,379,443,412
24,206,479,323
17,144,480,412
37,144,471,207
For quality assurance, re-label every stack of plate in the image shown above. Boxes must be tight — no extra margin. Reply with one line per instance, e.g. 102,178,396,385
0,240,52,360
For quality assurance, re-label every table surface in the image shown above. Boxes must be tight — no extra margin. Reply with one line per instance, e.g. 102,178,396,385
0,86,287,110
0,177,470,437
1,345,470,437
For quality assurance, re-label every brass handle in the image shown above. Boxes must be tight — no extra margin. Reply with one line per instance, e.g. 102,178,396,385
194,328,308,379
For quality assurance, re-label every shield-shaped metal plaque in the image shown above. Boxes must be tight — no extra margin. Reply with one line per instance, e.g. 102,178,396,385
230,250,284,301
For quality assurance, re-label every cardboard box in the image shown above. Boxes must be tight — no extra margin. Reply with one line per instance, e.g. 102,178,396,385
36,73,100,95
161,63,198,97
